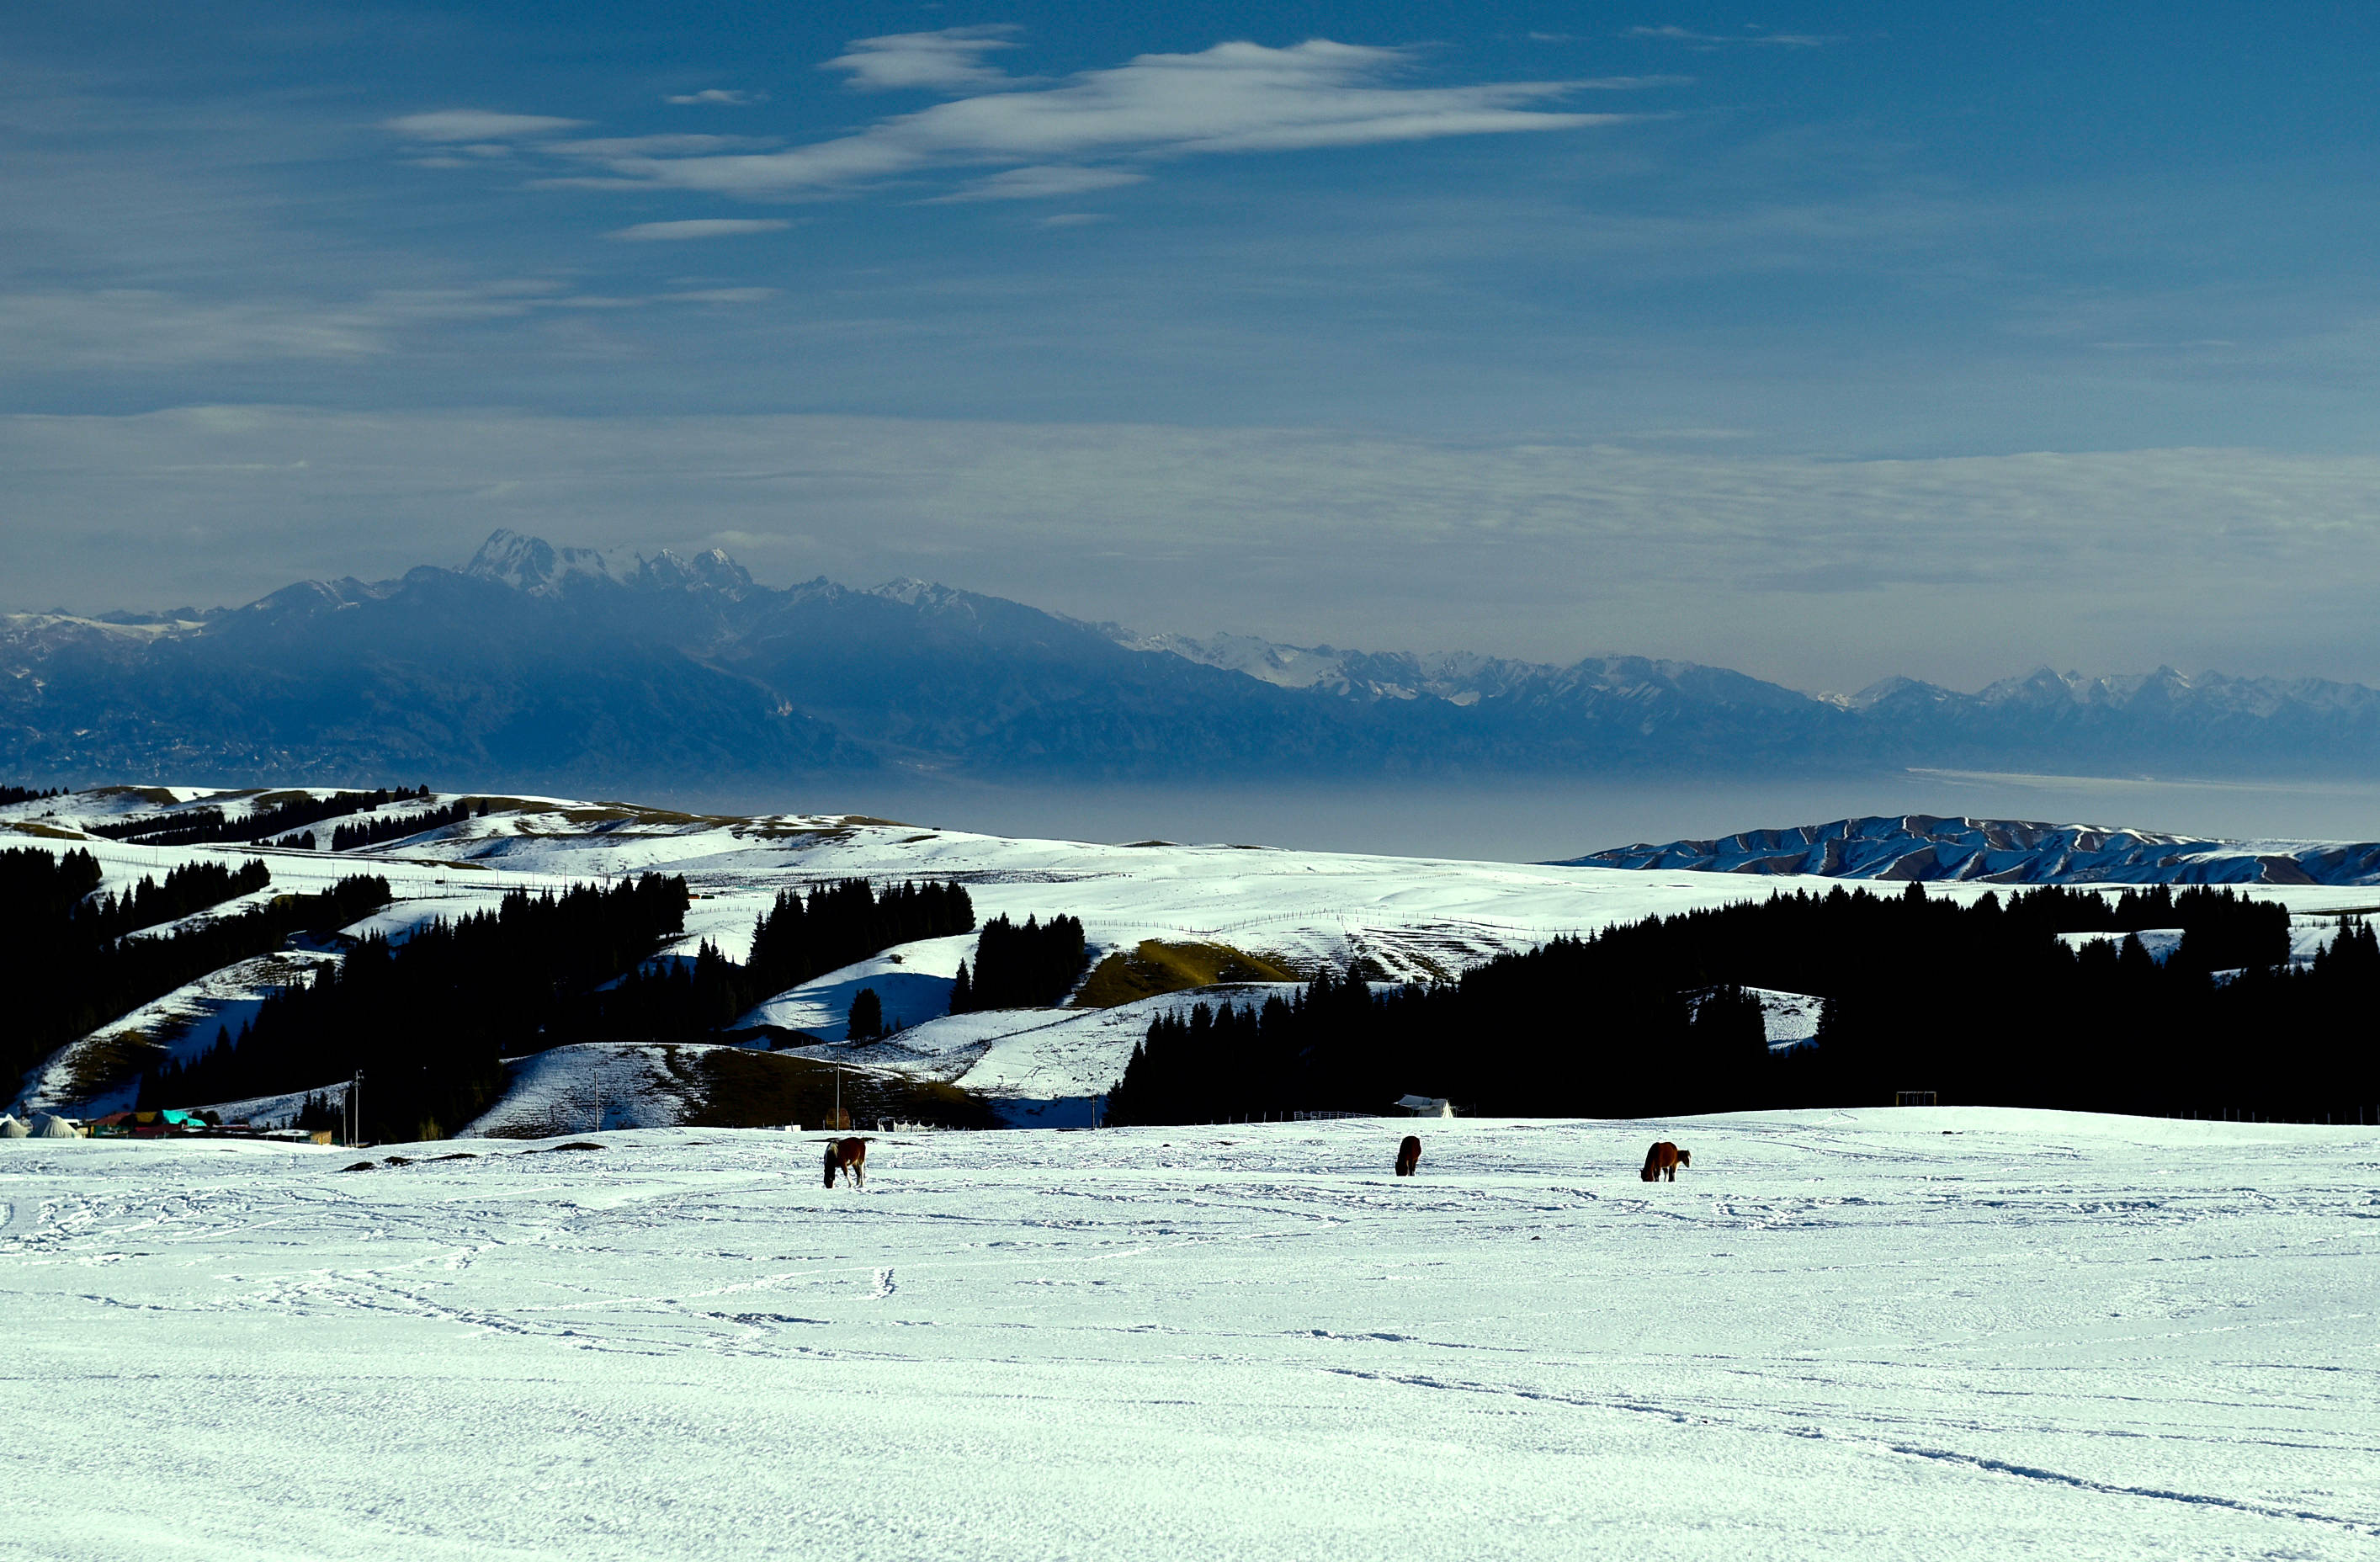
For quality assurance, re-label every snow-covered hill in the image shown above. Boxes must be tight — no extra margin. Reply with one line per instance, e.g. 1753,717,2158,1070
3,1110,2372,1558
1562,812,2380,885
13,786,2377,1127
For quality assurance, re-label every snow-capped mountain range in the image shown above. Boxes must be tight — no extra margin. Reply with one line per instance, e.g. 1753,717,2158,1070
1561,814,2380,886
11,529,2380,789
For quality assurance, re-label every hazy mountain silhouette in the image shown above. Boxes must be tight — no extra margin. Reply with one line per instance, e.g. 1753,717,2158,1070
8,530,2380,790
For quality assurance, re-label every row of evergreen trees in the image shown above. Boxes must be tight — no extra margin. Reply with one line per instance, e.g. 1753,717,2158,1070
141,875,691,1141
950,913,1088,1011
0,845,388,1090
1105,883,2377,1125
71,858,272,942
91,787,433,846
746,879,975,998
326,800,477,852
0,785,62,805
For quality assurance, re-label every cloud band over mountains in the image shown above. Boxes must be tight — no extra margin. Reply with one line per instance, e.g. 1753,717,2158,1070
7,406,2377,693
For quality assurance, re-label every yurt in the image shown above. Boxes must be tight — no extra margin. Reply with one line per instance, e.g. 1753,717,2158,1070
0,1114,29,1138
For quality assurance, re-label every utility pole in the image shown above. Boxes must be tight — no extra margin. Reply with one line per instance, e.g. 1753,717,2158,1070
347,1070,364,1146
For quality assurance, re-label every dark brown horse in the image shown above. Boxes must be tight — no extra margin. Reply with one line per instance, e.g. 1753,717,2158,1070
824,1136,868,1189
1395,1134,1422,1177
1640,1141,1690,1182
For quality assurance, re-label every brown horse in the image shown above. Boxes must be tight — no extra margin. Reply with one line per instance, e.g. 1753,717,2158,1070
1395,1134,1422,1177
1640,1141,1690,1182
823,1136,868,1189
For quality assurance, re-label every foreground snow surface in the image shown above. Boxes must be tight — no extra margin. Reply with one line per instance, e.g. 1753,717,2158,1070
4,1109,2375,1560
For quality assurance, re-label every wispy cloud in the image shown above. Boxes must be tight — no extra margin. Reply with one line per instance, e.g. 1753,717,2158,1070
381,109,587,141
935,165,1147,202
666,88,764,106
532,38,1618,201
824,26,1024,93
605,219,790,241
1626,24,1827,47
550,135,774,157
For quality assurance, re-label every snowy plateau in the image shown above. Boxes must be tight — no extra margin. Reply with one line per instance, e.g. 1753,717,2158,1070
4,787,2378,1557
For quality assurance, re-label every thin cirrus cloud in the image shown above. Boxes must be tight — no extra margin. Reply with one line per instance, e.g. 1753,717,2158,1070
382,109,588,141
520,35,1622,201
823,25,1024,93
934,165,1148,202
1625,25,1827,47
667,88,765,105
605,219,790,241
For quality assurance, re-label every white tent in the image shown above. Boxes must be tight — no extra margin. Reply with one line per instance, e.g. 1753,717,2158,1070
0,1114,29,1138
29,1113,80,1139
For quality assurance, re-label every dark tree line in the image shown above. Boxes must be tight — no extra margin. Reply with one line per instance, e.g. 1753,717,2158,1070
142,875,691,1141
0,785,63,805
327,800,478,852
91,787,434,847
951,913,1087,1011
746,879,975,999
72,858,272,941
1106,884,2377,1125
0,845,387,1087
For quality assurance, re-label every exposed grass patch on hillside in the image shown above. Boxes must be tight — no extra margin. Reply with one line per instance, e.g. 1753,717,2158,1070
1073,940,1302,1009
687,1047,995,1129
5,821,88,840
88,786,178,805
66,1027,159,1102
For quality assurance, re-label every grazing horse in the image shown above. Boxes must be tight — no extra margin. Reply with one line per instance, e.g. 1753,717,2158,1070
1640,1141,1690,1182
1395,1134,1422,1177
824,1136,868,1189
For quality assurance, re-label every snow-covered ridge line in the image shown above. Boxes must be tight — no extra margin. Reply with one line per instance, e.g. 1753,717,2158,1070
1559,812,2380,886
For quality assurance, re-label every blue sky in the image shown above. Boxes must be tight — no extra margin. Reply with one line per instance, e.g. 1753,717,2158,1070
5,3,2378,688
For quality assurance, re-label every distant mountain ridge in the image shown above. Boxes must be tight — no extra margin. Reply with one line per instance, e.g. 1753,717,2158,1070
1559,815,2380,886
9,529,2380,789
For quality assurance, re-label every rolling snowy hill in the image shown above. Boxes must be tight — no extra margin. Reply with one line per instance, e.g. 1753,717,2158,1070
11,785,2378,1133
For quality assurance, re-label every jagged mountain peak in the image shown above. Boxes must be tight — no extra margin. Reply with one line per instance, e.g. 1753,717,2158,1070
463,529,620,595
630,545,754,597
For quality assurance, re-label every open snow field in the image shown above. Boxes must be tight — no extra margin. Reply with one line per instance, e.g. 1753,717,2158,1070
4,1108,2375,1559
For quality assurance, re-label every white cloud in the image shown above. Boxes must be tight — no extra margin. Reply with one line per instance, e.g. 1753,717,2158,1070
604,219,791,241
557,39,1618,199
666,287,778,303
1037,213,1113,228
1625,25,1826,47
549,135,773,157
666,88,764,105
381,109,587,141
824,26,1023,93
936,165,1146,202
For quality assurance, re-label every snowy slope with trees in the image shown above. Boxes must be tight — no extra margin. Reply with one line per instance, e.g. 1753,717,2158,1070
12,785,2380,1135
